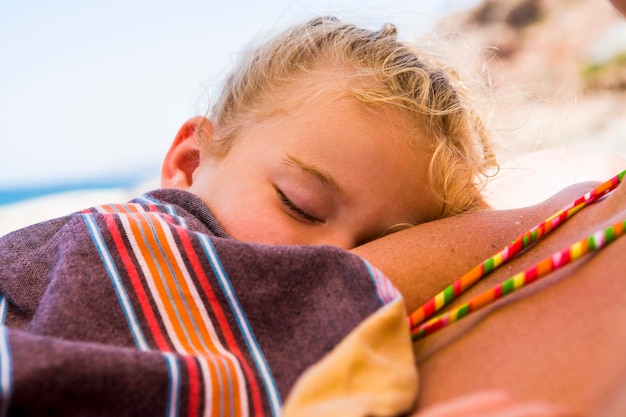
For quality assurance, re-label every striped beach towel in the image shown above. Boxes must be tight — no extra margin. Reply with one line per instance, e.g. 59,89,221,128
0,189,416,416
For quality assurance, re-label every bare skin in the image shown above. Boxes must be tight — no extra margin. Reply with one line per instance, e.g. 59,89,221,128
412,391,576,417
353,178,626,414
414,177,626,413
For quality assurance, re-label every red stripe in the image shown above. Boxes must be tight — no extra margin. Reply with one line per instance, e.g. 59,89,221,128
573,195,586,207
422,319,446,337
453,279,462,297
184,354,201,417
525,265,538,283
423,299,437,318
104,214,171,351
176,229,264,416
373,266,397,303
494,284,502,298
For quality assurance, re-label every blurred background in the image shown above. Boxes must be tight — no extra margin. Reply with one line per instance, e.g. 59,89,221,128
1,0,625,234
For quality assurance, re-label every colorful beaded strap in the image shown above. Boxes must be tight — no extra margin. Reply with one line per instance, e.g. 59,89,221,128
409,170,626,341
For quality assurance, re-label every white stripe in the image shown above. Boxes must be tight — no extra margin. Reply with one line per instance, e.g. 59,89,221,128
92,203,149,218
501,245,510,260
82,214,149,350
0,297,7,324
363,261,400,304
163,352,181,417
593,230,606,248
378,269,394,302
0,326,12,417
199,236,281,416
199,359,214,417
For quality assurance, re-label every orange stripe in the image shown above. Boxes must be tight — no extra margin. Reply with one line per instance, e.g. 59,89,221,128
127,214,190,347
470,289,496,311
99,203,145,215
536,257,553,277
130,213,243,416
460,266,483,290
150,217,212,351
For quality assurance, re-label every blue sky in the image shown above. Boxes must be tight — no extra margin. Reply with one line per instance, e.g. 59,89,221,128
0,0,478,192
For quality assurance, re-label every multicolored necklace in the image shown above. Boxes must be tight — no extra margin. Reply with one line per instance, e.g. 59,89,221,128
409,170,626,340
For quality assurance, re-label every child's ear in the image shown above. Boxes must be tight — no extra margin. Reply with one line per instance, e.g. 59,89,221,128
161,116,213,189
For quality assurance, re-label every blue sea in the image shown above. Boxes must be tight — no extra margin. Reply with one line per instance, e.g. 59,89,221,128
0,174,150,206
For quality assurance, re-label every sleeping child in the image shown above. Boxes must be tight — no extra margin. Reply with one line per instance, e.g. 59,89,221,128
0,16,575,416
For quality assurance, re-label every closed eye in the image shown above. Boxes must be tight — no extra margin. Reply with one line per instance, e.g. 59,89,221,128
275,187,324,224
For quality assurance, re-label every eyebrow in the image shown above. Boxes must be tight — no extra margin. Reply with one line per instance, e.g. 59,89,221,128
282,154,341,192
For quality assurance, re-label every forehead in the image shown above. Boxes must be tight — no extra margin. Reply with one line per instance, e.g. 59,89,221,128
267,69,421,151
247,72,438,225
258,69,424,148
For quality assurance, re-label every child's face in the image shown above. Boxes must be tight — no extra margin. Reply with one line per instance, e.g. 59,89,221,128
186,74,439,249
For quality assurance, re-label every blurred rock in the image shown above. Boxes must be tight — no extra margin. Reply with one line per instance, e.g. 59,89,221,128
437,0,626,160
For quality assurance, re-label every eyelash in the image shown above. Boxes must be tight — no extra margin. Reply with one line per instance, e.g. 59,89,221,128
275,187,323,224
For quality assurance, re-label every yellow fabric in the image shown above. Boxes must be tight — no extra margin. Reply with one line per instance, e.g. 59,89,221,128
282,299,418,417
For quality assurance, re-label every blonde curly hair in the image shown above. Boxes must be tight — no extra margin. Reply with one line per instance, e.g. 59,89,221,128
203,16,497,218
